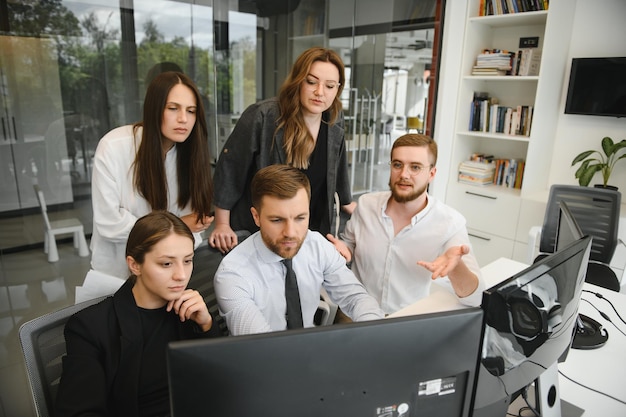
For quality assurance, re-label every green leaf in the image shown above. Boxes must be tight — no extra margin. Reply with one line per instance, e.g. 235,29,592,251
613,139,626,152
572,150,595,165
601,136,614,156
578,164,603,186
574,160,590,179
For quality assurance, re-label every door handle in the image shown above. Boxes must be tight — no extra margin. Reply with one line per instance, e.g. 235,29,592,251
468,233,491,242
465,191,497,200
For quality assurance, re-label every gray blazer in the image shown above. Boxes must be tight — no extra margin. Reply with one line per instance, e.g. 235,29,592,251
213,98,352,234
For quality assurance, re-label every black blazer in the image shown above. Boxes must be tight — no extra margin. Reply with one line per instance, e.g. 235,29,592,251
55,279,220,417
212,98,352,235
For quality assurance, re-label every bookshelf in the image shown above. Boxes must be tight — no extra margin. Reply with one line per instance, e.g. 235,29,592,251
289,0,327,59
444,0,576,265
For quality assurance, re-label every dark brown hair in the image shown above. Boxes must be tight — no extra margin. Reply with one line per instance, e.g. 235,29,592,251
277,47,345,169
251,165,311,210
133,71,213,223
392,134,438,166
126,211,194,268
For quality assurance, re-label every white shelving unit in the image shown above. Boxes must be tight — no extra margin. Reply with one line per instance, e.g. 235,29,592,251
445,0,576,266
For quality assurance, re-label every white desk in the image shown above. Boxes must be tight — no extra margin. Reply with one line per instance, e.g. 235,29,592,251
390,257,626,417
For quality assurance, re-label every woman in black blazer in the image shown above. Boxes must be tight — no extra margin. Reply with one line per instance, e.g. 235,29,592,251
56,211,221,417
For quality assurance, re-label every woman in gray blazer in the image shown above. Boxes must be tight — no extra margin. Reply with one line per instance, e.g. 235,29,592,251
210,47,356,254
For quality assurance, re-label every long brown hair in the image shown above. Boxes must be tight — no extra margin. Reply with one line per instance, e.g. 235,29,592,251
277,47,345,169
133,71,213,222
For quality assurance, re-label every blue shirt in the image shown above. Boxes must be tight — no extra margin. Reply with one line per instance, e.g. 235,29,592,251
214,230,384,335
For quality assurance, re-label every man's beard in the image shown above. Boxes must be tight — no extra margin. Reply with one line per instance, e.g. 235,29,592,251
389,179,428,203
261,232,305,259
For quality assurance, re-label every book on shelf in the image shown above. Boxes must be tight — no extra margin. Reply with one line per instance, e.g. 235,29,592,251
479,0,549,16
469,92,533,136
458,160,496,186
469,153,495,162
492,158,525,189
516,48,542,76
471,47,543,77
470,91,511,133
472,67,508,76
458,155,524,189
473,49,515,75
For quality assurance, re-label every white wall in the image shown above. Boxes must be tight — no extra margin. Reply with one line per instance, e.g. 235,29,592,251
548,0,626,191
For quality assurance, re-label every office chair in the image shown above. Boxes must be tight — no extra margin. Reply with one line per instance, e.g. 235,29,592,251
34,184,90,262
315,288,338,326
527,184,624,292
18,296,106,417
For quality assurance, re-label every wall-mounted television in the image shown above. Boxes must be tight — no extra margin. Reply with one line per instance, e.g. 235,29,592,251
564,57,626,118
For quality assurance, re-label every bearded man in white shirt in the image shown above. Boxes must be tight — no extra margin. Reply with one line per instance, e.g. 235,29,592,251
328,134,485,315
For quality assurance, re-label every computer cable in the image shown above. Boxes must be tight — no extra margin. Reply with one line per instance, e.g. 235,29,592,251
558,370,626,406
504,384,539,417
582,289,626,326
580,298,626,337
519,385,540,417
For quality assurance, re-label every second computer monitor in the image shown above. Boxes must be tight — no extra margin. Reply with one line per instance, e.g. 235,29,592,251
472,233,592,417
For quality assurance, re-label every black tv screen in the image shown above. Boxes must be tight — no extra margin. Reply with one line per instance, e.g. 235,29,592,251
564,57,626,117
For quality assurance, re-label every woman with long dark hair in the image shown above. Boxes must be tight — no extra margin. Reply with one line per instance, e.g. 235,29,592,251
90,71,214,278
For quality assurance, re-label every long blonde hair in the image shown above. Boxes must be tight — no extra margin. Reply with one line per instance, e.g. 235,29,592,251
276,47,345,169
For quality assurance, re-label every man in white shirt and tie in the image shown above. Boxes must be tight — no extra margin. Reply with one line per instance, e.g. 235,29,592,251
214,165,384,335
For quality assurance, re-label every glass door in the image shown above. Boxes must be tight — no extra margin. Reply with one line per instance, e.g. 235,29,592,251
0,36,73,211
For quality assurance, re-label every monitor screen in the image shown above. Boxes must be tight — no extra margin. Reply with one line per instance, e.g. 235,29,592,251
472,235,592,417
168,309,484,417
564,57,626,118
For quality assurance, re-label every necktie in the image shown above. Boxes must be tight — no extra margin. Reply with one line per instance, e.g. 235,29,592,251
282,258,303,329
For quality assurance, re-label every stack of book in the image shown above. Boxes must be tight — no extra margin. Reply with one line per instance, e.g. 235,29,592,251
472,49,515,76
458,160,496,186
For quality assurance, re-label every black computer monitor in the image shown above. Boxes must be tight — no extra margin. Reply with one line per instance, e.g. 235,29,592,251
556,201,608,350
472,233,592,417
168,309,484,417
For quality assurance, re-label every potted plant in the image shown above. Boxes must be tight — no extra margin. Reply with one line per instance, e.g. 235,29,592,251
571,136,626,188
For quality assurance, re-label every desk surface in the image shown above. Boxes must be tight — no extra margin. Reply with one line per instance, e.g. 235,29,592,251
390,257,626,417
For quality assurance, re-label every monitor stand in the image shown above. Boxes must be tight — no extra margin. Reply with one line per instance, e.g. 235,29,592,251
571,314,608,350
509,363,584,417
